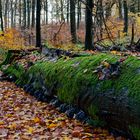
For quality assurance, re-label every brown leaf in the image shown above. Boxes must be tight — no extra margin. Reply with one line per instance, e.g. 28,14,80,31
72,130,81,137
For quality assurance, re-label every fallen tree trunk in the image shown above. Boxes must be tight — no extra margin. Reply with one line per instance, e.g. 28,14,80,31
0,50,21,67
1,53,140,139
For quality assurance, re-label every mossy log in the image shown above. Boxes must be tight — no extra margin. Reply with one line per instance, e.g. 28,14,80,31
0,50,21,67
2,53,140,139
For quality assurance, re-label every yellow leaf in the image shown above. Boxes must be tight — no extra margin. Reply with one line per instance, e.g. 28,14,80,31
28,127,34,134
84,133,93,137
8,123,17,129
0,28,25,50
63,136,71,140
0,121,4,125
101,61,110,68
33,117,40,123
47,123,57,129
110,51,117,55
6,114,13,117
14,107,20,111
57,117,66,121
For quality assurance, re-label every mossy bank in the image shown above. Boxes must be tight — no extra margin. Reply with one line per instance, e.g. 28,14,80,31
1,53,140,139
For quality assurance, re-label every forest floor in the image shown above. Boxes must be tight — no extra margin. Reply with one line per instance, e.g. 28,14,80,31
0,46,138,139
0,81,126,140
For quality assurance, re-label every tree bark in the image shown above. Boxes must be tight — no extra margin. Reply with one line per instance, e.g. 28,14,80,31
0,0,4,31
32,0,35,28
11,1,14,27
77,0,81,29
45,0,48,24
70,0,77,43
36,0,41,49
17,53,140,139
4,0,9,29
60,0,64,22
138,0,140,12
66,0,69,24
118,0,123,19
85,0,94,50
23,0,27,29
123,0,128,33
27,0,31,28
19,0,22,28
13,0,18,27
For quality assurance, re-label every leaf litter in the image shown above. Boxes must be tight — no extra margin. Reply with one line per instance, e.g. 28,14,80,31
0,81,126,140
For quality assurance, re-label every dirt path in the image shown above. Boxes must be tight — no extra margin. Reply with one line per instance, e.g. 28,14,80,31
0,81,125,140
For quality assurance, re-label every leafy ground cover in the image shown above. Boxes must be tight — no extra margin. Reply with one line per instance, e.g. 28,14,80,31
1,49,140,139
0,81,124,139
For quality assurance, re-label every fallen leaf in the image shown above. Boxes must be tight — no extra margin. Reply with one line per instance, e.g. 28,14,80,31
63,136,71,140
0,121,4,125
72,130,81,137
8,123,17,130
47,123,57,129
0,129,8,138
33,117,41,123
28,127,34,134
84,132,93,137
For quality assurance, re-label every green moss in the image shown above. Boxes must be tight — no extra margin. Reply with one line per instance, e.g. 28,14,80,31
0,48,6,63
88,104,99,118
25,53,140,103
130,126,140,140
2,63,25,83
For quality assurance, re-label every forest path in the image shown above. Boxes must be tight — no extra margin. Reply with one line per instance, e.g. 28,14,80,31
0,81,124,140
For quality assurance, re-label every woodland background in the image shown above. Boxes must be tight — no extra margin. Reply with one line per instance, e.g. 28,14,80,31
0,0,140,51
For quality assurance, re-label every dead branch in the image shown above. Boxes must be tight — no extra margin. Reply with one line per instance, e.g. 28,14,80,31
52,21,65,42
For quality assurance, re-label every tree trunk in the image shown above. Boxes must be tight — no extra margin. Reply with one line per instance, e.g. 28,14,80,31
130,23,135,45
66,0,69,24
70,0,77,43
36,0,41,49
13,0,18,27
31,0,35,28
4,0,9,29
138,0,140,12
0,0,4,31
27,0,31,28
77,0,81,29
85,0,94,50
23,0,27,28
118,0,123,19
123,0,128,34
60,0,64,22
11,1,14,27
98,0,103,39
19,0,22,28
45,0,48,24
16,53,140,140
